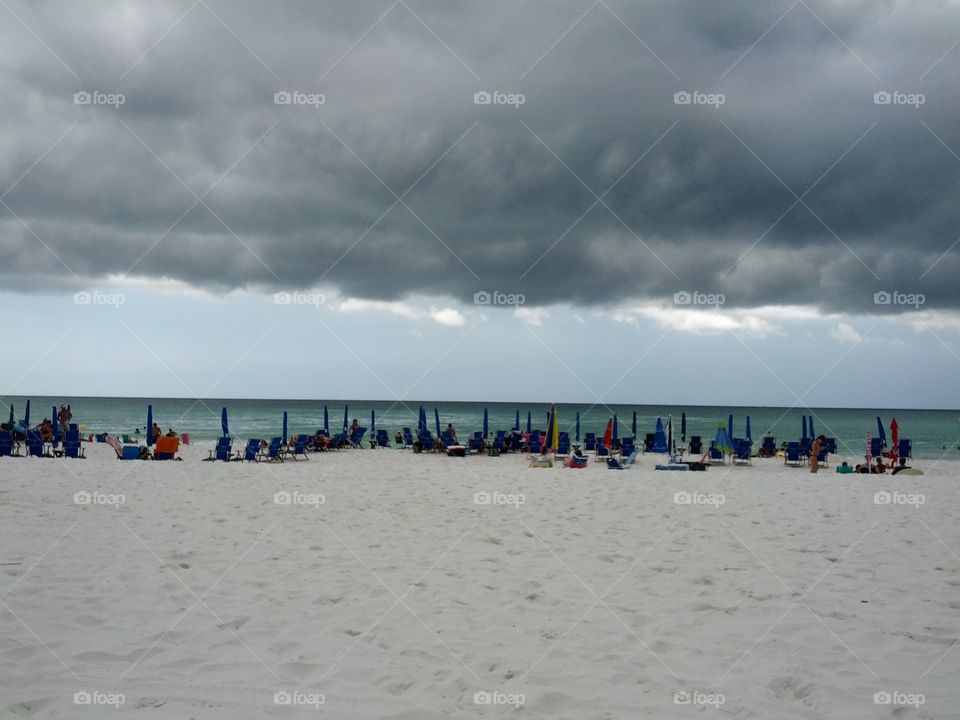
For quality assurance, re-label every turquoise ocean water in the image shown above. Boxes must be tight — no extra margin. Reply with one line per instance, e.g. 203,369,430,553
2,396,958,460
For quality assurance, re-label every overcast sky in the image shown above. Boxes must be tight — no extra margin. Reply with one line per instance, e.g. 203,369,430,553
2,0,960,408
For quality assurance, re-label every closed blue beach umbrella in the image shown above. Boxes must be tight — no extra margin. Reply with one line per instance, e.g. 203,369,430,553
419,406,426,432
23,400,30,429
282,411,288,443
51,405,57,445
526,411,531,433
802,415,808,441
746,415,752,442
653,417,667,452
632,411,637,437
728,414,734,442
221,407,229,437
575,411,580,442
434,407,441,437
613,414,619,442
147,404,154,446
343,404,349,433
371,410,376,434
877,416,886,447
681,412,687,441
808,415,815,438
483,407,488,437
323,405,329,434
515,409,520,430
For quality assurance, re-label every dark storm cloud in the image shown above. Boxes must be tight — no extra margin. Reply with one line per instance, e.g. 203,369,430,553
2,0,959,313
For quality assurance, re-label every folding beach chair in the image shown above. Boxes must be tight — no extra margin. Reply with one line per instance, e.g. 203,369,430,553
264,437,284,462
26,431,48,458
583,432,596,452
402,427,414,446
784,442,803,466
607,450,638,469
418,430,435,452
468,432,484,452
153,436,180,460
376,429,390,448
759,436,776,457
707,444,725,465
898,438,911,459
556,432,570,457
242,438,263,462
619,436,635,457
64,427,85,459
207,436,233,461
689,436,703,455
732,440,752,465
287,436,310,460
0,430,16,457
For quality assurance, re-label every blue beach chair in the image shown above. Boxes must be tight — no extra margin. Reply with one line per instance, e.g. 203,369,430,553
64,427,85,459
784,442,803,466
242,438,263,462
583,432,596,452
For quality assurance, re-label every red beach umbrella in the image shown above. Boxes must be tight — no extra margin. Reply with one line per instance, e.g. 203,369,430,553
602,418,613,449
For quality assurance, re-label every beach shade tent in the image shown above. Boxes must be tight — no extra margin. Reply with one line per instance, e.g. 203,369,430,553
147,405,154,446
652,417,668,453
714,423,734,455
434,407,441,438
526,412,532,433
483,407,488,438
877,416,886,448
802,416,808,441
681,412,687,442
323,405,329,434
575,412,580,442
632,411,637,438
282,411,288,444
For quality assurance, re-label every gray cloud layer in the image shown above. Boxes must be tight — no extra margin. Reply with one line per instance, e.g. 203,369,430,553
2,0,959,313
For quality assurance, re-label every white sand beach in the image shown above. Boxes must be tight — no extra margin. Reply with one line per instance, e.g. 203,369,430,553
1,446,957,719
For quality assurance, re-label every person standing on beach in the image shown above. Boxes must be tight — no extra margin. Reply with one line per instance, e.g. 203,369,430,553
57,405,72,436
809,434,826,473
